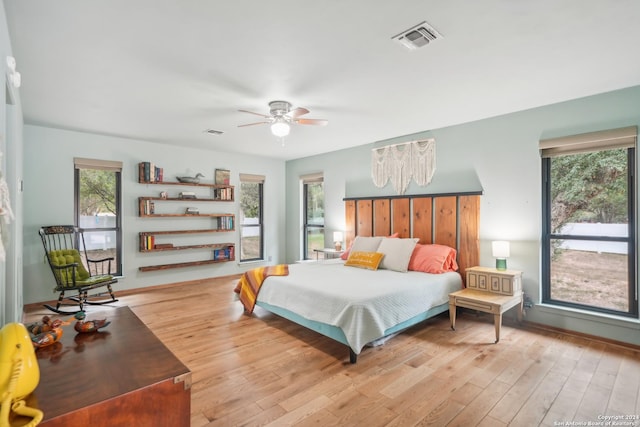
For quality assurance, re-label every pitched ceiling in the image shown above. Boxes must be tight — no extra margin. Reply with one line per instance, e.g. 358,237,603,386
5,1,640,160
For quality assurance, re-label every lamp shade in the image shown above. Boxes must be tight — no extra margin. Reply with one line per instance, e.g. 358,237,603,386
271,121,290,137
492,241,510,258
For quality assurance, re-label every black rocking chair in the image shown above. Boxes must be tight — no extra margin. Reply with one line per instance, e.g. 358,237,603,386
39,225,118,315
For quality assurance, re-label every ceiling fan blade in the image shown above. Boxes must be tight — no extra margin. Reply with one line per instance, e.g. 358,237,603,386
238,109,270,119
295,118,328,126
286,107,310,119
238,121,270,127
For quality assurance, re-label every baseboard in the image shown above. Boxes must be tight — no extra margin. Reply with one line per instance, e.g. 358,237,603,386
22,274,243,313
521,320,640,352
115,273,242,297
457,308,640,352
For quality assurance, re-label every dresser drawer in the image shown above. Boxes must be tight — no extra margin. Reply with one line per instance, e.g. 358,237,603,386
493,276,519,294
467,271,489,291
453,296,497,314
466,267,522,296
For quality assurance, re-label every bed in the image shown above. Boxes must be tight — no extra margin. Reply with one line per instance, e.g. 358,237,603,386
256,259,462,362
242,192,481,363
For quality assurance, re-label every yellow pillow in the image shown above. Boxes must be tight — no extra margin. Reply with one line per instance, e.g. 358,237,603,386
344,251,384,270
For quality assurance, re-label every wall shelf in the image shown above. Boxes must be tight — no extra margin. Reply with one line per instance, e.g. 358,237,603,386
139,197,232,202
138,163,236,271
139,242,235,253
139,180,226,188
138,259,232,272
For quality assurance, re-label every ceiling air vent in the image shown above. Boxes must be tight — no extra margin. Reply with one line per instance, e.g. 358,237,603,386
392,21,443,50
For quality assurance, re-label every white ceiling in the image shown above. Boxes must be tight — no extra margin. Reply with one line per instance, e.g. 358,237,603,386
5,1,640,160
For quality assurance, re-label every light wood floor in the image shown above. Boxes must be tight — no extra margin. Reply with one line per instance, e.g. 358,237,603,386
25,276,640,426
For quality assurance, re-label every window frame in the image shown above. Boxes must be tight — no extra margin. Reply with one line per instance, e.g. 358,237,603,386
540,127,637,317
302,174,324,260
73,158,123,277
239,174,264,262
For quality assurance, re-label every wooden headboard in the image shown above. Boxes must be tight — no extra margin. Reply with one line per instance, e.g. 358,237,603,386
344,192,481,281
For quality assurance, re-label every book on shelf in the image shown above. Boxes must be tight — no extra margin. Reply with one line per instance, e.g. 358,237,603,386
215,215,233,230
140,235,156,250
139,161,164,183
179,191,197,199
140,237,176,251
213,245,234,261
213,187,233,201
141,200,155,215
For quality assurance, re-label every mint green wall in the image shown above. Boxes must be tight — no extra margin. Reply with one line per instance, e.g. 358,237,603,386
286,85,640,346
22,125,286,305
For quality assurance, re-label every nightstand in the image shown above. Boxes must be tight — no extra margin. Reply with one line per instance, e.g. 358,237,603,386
449,267,523,343
313,248,344,260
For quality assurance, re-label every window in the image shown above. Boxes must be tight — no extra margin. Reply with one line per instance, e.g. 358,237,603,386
239,173,264,262
74,158,122,276
302,173,324,259
540,127,637,317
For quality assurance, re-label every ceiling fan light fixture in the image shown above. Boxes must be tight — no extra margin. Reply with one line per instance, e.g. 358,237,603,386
271,120,290,137
239,100,326,138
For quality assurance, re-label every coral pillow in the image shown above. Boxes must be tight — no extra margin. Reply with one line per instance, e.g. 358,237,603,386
344,251,384,270
408,244,458,274
340,232,399,260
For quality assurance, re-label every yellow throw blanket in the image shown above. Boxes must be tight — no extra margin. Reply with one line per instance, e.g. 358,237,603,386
234,264,289,313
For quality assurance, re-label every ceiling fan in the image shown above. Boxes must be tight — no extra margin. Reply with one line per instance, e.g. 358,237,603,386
238,100,328,137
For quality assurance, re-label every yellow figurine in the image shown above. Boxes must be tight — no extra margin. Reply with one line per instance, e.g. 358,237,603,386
0,322,44,426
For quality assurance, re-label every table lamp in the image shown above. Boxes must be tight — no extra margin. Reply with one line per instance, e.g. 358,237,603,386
492,241,510,271
333,231,344,251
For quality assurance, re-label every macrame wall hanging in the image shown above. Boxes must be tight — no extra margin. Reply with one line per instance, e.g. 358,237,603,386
371,139,436,194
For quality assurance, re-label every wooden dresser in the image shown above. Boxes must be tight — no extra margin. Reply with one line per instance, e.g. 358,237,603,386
17,306,191,427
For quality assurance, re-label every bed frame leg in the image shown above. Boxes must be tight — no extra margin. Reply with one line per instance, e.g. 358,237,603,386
349,349,357,364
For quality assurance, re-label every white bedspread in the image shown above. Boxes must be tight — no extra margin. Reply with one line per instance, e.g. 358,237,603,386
256,260,462,353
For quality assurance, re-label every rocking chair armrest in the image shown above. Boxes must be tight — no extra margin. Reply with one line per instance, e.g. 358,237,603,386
86,256,115,264
86,257,115,276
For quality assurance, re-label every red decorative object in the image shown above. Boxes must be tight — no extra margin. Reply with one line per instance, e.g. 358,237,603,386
74,311,111,333
26,315,71,335
31,327,64,348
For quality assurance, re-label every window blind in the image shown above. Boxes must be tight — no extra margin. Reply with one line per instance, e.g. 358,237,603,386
239,173,265,183
539,126,637,158
74,157,123,171
300,172,323,183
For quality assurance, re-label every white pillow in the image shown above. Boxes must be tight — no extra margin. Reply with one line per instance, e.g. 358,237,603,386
348,236,383,254
377,238,418,272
